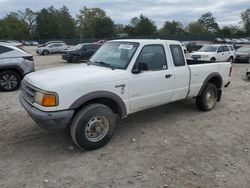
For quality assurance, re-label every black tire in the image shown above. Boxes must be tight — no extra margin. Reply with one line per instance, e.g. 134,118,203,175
196,83,218,111
210,57,216,63
71,104,118,150
42,50,49,55
0,70,21,92
228,57,233,63
72,55,80,63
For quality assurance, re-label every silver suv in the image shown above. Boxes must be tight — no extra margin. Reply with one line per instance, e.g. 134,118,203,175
0,43,35,91
36,42,69,55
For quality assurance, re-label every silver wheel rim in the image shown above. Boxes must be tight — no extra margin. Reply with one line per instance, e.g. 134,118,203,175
85,116,109,142
206,89,216,109
0,74,18,90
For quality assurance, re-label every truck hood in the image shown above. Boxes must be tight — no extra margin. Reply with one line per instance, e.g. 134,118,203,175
24,64,127,91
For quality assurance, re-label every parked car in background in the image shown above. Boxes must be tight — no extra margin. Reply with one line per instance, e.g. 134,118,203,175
23,41,39,46
0,43,35,91
62,43,102,63
36,42,69,55
0,40,23,48
234,46,250,63
224,38,232,43
190,44,235,63
215,38,224,43
38,41,64,48
182,41,203,52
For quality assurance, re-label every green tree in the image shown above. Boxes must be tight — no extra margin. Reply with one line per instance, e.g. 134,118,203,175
0,13,28,39
58,6,77,38
187,22,207,34
241,8,250,34
18,8,37,36
218,26,232,36
36,6,60,39
198,12,219,33
78,7,114,38
159,20,184,36
132,14,157,35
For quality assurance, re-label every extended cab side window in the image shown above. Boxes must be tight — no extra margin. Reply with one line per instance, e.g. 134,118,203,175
136,45,167,71
170,45,185,67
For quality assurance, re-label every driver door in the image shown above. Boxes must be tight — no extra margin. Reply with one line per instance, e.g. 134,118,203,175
129,45,174,113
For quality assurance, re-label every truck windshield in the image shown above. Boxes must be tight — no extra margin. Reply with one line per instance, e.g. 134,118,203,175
199,46,218,52
90,42,139,69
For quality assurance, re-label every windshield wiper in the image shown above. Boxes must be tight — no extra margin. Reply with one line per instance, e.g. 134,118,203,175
94,61,115,70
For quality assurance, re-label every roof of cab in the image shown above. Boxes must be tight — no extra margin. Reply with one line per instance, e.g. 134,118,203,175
109,39,181,45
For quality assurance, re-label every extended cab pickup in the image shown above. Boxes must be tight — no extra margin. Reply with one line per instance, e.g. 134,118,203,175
20,40,232,150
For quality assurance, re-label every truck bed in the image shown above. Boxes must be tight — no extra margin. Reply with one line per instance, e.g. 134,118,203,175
188,62,231,97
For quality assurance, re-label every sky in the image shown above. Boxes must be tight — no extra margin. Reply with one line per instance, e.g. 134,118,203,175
0,0,249,28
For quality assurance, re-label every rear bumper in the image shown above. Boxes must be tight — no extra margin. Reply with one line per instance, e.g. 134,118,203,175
19,96,74,131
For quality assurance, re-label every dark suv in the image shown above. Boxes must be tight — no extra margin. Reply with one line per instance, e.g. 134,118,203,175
62,43,101,63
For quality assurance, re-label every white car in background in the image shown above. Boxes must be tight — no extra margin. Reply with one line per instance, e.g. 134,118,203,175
0,40,23,48
190,44,235,63
36,42,69,55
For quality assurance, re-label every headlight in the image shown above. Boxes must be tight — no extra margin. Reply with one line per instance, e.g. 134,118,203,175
34,91,58,107
202,55,209,58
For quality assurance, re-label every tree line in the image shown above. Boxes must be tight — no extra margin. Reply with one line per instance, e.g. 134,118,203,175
0,6,249,40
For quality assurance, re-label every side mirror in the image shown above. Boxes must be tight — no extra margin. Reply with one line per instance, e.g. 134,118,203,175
132,62,148,74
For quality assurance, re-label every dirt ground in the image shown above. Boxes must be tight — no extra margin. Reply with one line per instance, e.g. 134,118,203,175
0,46,250,188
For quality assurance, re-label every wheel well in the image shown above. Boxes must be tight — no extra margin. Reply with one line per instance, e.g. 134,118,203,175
207,76,222,89
0,68,23,79
210,57,216,60
75,97,122,117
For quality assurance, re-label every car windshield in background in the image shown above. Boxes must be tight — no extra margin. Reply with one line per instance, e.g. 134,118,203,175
199,46,218,52
90,42,139,69
74,44,84,50
237,47,250,53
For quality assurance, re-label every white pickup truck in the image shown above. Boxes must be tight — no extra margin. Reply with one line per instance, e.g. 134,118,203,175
20,39,232,150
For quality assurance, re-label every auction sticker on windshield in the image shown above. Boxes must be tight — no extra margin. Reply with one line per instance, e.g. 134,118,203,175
119,44,133,50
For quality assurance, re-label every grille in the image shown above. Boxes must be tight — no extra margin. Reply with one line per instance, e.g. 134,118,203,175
22,82,36,104
192,55,201,59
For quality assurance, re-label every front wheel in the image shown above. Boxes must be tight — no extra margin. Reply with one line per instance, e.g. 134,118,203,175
72,55,80,63
210,57,216,63
196,83,218,111
71,104,118,150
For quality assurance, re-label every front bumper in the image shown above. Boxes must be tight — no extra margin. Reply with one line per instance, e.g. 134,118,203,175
19,96,74,131
62,54,71,61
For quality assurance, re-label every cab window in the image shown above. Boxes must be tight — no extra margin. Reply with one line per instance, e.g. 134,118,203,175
170,45,186,67
135,45,167,71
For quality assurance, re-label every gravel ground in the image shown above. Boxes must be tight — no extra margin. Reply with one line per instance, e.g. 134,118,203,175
0,46,250,188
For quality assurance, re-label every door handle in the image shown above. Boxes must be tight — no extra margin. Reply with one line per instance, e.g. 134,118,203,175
165,74,173,78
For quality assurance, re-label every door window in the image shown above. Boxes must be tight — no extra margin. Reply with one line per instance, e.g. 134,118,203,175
135,45,167,71
170,45,186,67
217,47,223,53
223,46,230,52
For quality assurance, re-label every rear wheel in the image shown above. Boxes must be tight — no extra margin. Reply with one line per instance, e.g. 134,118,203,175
71,104,118,150
228,57,233,63
42,50,49,55
0,70,21,92
196,83,218,111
